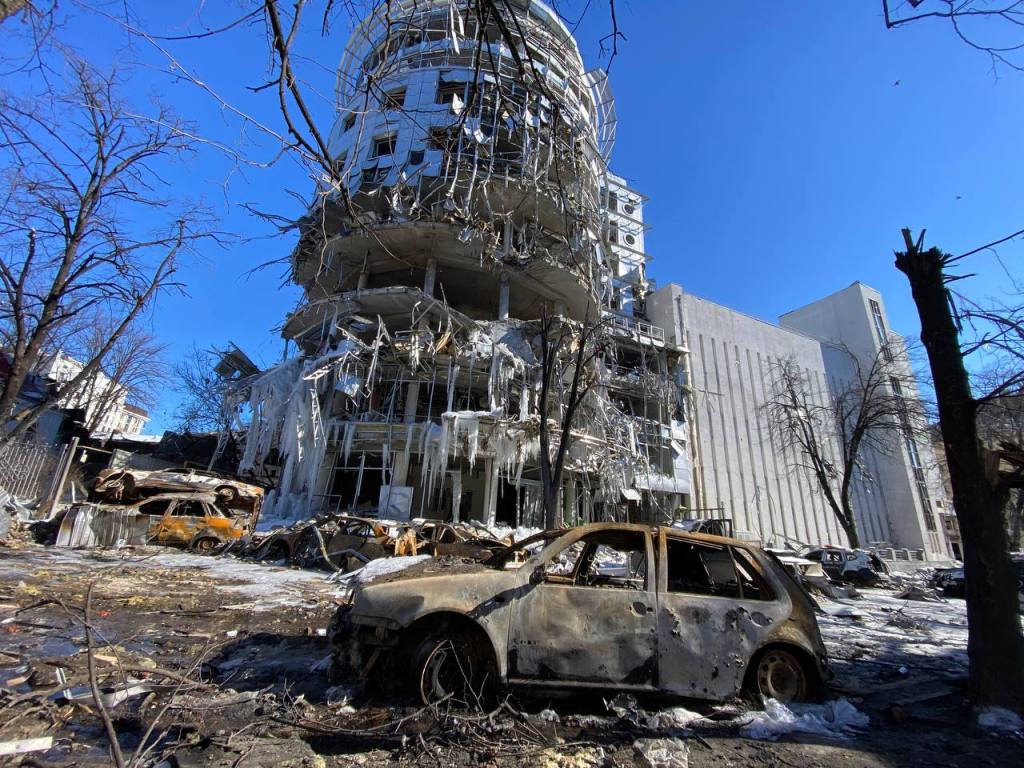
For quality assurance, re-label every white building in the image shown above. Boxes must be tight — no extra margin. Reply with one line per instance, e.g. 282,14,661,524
781,283,950,558
643,282,950,559
44,352,150,436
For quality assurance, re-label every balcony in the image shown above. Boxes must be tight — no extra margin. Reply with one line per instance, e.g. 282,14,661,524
607,315,665,344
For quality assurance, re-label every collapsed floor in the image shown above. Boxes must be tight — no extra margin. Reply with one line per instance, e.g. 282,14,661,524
0,543,1020,767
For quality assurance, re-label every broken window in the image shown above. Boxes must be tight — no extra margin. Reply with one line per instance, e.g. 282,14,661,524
138,499,172,516
665,538,751,599
343,113,356,132
331,152,348,177
428,127,454,151
609,221,618,244
382,87,406,110
361,166,387,185
731,549,774,600
436,80,467,105
408,149,425,166
174,501,208,518
545,531,648,590
372,134,397,158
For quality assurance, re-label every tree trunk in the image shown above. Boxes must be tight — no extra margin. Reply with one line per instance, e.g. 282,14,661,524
543,484,559,530
840,506,861,549
896,239,1024,714
0,1,29,24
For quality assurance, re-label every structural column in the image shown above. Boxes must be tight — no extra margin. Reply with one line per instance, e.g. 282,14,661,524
423,258,437,297
483,457,499,527
498,273,510,321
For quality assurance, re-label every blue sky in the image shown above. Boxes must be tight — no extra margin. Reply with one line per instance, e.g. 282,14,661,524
12,1,1022,433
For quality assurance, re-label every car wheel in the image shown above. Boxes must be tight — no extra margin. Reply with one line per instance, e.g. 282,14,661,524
192,537,220,554
752,647,808,703
410,630,493,710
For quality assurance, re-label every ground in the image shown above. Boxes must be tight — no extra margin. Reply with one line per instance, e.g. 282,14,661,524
0,542,1020,767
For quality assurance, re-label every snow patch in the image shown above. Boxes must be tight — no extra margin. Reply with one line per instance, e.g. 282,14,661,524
741,698,869,741
977,707,1023,734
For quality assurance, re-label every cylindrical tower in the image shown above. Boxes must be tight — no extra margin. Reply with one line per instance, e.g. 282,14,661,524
286,0,616,346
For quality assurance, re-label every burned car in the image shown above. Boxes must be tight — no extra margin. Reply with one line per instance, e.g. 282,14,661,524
256,515,401,570
329,523,829,707
57,493,255,551
93,467,264,510
413,519,510,561
803,546,889,586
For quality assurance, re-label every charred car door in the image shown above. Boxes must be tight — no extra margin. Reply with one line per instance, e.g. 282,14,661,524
508,528,658,689
656,531,787,700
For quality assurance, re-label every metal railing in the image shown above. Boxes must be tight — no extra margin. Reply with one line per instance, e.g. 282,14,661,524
607,315,665,343
0,439,66,505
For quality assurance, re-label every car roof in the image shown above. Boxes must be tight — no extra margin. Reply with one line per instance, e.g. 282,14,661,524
560,522,757,550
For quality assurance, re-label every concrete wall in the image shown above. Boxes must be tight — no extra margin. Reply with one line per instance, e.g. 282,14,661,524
671,291,849,547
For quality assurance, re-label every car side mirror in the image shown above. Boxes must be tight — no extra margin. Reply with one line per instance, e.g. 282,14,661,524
529,565,546,585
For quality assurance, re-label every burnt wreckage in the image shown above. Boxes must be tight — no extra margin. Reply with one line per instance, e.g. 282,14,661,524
232,0,692,526
329,523,830,705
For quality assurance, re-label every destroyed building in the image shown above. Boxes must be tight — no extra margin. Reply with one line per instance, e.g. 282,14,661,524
237,0,691,526
234,0,950,560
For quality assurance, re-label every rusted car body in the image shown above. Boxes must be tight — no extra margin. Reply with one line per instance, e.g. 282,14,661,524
257,515,398,570
414,519,509,561
57,493,253,551
329,523,830,706
93,467,264,511
254,516,508,570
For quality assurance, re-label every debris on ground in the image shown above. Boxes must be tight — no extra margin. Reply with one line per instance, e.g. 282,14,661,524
0,543,1020,767
740,698,870,741
634,737,689,768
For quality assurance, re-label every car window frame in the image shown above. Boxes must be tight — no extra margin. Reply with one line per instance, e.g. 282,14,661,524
658,529,778,602
535,526,655,593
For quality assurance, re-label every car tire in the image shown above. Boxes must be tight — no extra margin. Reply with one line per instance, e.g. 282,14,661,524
409,630,494,710
191,537,221,554
749,647,809,703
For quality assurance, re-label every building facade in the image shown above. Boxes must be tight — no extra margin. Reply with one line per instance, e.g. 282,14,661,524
645,283,950,558
236,0,949,559
239,0,689,525
44,353,150,436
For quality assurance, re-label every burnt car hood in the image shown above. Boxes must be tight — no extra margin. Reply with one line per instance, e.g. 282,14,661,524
349,559,521,627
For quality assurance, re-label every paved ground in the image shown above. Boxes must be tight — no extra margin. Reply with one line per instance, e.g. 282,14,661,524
0,543,1020,766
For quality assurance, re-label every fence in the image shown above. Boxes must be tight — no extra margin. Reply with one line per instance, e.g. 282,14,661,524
0,438,67,505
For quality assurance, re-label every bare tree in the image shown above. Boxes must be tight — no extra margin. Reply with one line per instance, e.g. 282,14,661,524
0,0,33,24
173,345,239,434
883,0,1024,72
763,343,924,548
535,309,608,529
0,57,210,445
896,227,1024,715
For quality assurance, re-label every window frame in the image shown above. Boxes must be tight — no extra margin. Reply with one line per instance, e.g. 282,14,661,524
658,530,776,602
371,133,397,159
537,527,655,592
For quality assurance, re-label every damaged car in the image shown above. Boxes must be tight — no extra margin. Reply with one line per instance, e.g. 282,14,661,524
803,546,889,586
57,493,256,551
329,523,829,708
256,515,402,570
93,467,264,510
